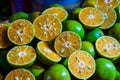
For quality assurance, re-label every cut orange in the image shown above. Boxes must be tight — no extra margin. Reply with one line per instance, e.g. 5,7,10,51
79,7,105,29
8,19,34,45
99,6,117,29
42,7,68,21
7,45,36,67
33,15,62,41
68,50,95,79
97,0,120,9
95,36,120,59
5,68,35,80
54,31,81,57
0,24,11,48
36,41,61,65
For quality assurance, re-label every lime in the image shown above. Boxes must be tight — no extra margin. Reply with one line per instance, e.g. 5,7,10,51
9,12,28,22
68,50,95,79
84,28,104,43
82,0,97,8
8,19,34,45
33,15,62,41
115,70,120,80
63,20,85,39
95,58,117,80
54,31,81,57
49,4,65,9
36,41,61,65
5,68,35,80
44,64,71,80
42,7,68,21
81,41,95,57
117,4,120,22
7,45,37,68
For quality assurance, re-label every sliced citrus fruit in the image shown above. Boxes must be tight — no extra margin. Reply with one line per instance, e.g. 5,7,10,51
95,36,120,59
98,6,117,29
54,31,81,57
79,7,105,29
33,15,62,41
42,7,68,21
36,41,61,65
0,24,11,48
68,50,95,79
7,45,37,67
5,68,35,80
97,0,120,9
8,19,34,45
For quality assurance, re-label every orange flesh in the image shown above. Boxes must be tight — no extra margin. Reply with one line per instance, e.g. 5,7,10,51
37,41,61,61
96,36,120,58
0,24,11,48
68,50,95,79
5,68,35,80
79,7,104,27
55,31,81,57
33,15,62,41
7,46,36,65
42,7,67,21
8,19,34,45
97,0,120,8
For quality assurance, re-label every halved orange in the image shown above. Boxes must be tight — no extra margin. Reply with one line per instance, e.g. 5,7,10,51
0,24,11,48
8,19,34,45
33,15,62,41
79,7,105,29
36,41,61,65
5,68,35,80
99,6,117,29
54,31,81,57
97,0,120,9
68,50,95,79
95,36,120,59
7,45,37,67
42,7,68,21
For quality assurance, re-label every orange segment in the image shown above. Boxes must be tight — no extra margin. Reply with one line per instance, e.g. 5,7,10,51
54,31,81,57
79,7,104,28
95,36,120,58
33,15,62,41
68,50,95,79
7,45,36,67
42,7,68,21
0,24,11,48
8,19,34,45
5,68,35,80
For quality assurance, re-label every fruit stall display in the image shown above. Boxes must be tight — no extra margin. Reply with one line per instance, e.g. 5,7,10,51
0,0,120,80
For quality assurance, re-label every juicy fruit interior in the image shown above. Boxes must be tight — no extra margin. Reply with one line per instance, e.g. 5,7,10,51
96,36,120,58
5,68,35,80
68,50,95,79
33,15,62,41
54,31,81,57
37,41,61,61
8,19,34,45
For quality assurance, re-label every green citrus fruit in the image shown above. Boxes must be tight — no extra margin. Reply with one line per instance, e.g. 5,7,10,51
63,20,85,39
115,70,120,80
81,41,95,57
117,4,120,22
44,64,71,80
95,58,117,80
82,0,97,8
49,4,65,9
84,28,104,43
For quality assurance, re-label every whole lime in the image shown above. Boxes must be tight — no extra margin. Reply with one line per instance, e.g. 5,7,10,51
63,20,85,39
44,64,71,80
96,58,117,80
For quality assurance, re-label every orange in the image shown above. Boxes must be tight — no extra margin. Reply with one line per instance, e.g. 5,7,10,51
33,15,62,41
54,31,81,57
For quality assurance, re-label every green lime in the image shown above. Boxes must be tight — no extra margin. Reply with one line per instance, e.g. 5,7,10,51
84,28,104,43
81,41,95,57
49,4,65,9
95,58,117,80
82,0,97,8
117,4,120,22
9,12,28,22
63,20,85,39
44,64,71,80
62,58,68,67
115,70,120,80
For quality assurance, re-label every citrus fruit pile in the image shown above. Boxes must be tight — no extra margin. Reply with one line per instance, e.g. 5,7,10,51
0,0,120,80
